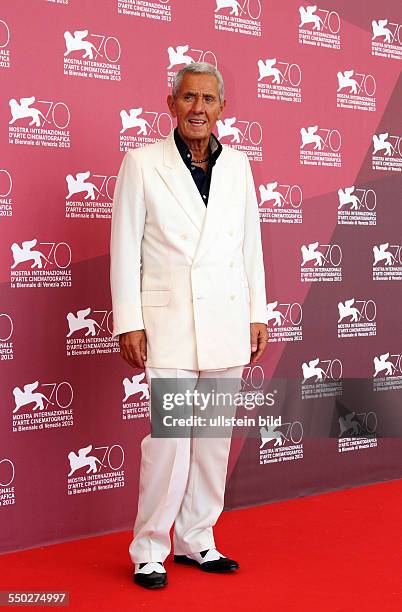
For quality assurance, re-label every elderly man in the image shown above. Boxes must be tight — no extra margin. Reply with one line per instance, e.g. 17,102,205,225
110,62,268,589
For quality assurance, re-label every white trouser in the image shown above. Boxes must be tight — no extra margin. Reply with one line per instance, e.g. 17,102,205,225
128,365,244,564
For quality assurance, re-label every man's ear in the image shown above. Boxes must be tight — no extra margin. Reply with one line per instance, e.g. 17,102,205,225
167,94,177,117
218,98,226,118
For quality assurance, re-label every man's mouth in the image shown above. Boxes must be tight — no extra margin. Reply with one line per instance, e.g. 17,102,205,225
188,119,207,126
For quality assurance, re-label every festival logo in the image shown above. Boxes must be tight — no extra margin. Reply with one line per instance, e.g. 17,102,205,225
8,95,71,148
12,380,74,432
117,0,172,22
0,458,16,508
336,69,376,112
337,185,376,226
257,57,302,103
65,170,116,220
338,410,378,452
216,116,263,161
119,106,173,151
299,124,342,167
67,443,125,495
266,301,303,343
234,362,277,414
66,307,119,356
371,18,402,60
239,364,265,400
166,44,218,87
122,373,150,420
301,356,343,399
298,4,341,49
372,242,402,281
0,18,11,69
258,180,302,224
214,0,262,37
10,239,72,288
337,298,376,339
372,132,402,172
260,419,303,465
0,168,13,218
238,364,278,425
373,351,402,392
0,313,14,361
300,241,342,282
63,28,121,81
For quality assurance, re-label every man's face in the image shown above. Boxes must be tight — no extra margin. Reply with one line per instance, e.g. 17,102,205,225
167,72,225,142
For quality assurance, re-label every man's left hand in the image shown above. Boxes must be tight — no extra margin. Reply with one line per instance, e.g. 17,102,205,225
250,323,268,363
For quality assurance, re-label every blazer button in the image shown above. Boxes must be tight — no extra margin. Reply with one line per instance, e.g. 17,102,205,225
229,261,234,268
230,294,236,301
228,230,234,236
181,233,188,240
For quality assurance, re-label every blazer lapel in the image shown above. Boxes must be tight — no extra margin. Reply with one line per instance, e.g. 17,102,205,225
155,131,206,232
192,150,229,263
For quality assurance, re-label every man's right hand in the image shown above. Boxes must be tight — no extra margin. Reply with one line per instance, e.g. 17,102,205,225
119,330,147,369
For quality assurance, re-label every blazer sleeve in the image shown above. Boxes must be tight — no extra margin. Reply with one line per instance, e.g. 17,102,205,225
242,154,268,324
110,150,146,339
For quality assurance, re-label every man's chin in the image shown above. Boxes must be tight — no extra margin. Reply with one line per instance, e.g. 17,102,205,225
183,127,210,140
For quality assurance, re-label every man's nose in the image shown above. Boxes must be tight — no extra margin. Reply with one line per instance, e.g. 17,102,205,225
192,95,205,113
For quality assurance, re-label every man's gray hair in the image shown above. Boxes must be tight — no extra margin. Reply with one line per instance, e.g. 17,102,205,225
172,62,225,103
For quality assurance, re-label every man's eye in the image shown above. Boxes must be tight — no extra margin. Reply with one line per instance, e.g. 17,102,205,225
184,95,193,101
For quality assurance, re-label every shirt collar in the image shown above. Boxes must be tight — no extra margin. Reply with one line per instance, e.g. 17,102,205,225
174,127,222,167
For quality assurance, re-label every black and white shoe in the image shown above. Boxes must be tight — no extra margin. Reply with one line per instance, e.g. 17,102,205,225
174,548,239,573
133,561,167,589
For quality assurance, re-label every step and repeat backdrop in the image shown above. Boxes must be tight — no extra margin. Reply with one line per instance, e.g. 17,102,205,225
0,0,401,553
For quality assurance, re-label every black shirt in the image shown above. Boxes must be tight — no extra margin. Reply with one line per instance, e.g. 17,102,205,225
174,127,222,206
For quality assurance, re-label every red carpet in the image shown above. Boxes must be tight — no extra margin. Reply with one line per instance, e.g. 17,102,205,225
1,479,402,611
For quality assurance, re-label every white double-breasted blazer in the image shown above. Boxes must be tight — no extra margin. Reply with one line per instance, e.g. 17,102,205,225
110,129,267,370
